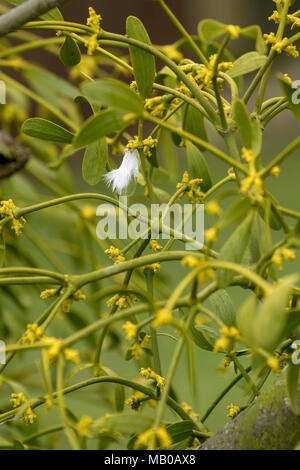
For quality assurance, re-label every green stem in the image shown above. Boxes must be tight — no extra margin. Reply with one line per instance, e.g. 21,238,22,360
259,136,300,178
201,366,252,422
156,0,208,65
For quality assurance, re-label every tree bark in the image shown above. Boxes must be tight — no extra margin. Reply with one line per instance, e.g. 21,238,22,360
200,373,300,450
0,0,70,38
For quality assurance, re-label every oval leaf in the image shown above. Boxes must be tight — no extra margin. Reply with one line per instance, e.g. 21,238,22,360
126,16,156,98
186,141,212,192
229,52,267,78
22,118,73,144
82,138,108,185
73,109,128,149
82,79,143,116
60,36,81,67
216,211,254,287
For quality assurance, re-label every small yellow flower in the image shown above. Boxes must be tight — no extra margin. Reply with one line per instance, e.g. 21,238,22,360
105,245,120,259
205,227,218,244
77,416,93,437
62,299,73,313
73,290,86,302
134,427,172,450
125,391,144,410
227,25,241,39
23,406,37,425
205,200,222,216
64,348,80,364
86,7,102,30
116,296,127,310
270,166,280,177
44,395,54,413
22,323,45,345
44,337,63,362
130,342,143,360
227,403,240,419
149,240,163,252
152,309,173,329
182,255,199,268
139,368,165,389
106,294,119,308
213,326,239,353
81,205,95,220
242,147,255,164
40,289,57,300
85,7,102,55
271,247,296,270
10,392,27,408
267,357,281,374
143,263,160,273
0,199,26,235
181,402,200,419
122,321,138,340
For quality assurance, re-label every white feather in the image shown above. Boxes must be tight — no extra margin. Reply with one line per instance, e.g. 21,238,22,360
104,149,139,195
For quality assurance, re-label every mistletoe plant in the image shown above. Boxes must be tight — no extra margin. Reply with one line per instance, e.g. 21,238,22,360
0,0,299,451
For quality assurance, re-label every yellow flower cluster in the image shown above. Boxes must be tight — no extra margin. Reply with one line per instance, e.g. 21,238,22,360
149,240,163,252
127,135,158,158
23,406,37,425
42,336,79,364
77,416,93,437
22,323,45,345
128,334,150,359
145,96,168,118
10,393,37,424
105,245,125,265
107,293,138,310
122,321,138,340
176,172,203,203
64,348,80,364
271,247,296,270
142,262,161,274
240,148,264,204
181,401,200,419
0,199,26,235
194,55,233,87
40,288,57,300
139,367,165,389
213,326,239,353
269,9,300,30
73,290,86,302
142,136,158,158
134,427,172,450
152,308,173,329
85,7,102,55
10,392,27,408
125,390,144,410
264,32,299,58
227,403,240,419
